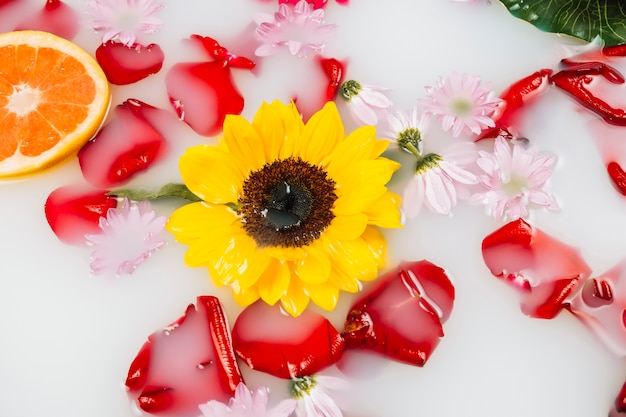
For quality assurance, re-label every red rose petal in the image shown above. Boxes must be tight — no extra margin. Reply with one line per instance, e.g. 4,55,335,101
126,296,243,415
44,184,117,245
232,301,345,379
78,99,168,188
343,260,455,367
96,41,164,85
482,219,591,319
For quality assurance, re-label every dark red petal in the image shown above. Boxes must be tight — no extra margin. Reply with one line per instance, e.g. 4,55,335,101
482,219,591,319
477,69,552,141
608,161,626,196
614,380,626,414
126,296,243,415
96,42,164,85
44,184,117,245
232,301,345,379
343,260,455,367
318,57,346,101
137,386,174,413
125,340,151,391
78,99,168,188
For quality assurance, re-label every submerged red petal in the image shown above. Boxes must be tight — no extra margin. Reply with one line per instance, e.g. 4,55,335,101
165,35,254,136
78,99,168,188
125,296,244,415
44,184,117,245
15,0,79,40
96,42,164,85
232,301,345,379
343,260,455,367
482,219,591,319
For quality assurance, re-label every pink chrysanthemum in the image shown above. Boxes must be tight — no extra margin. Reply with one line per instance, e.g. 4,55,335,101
198,382,296,417
421,72,501,137
255,0,336,57
291,375,348,417
340,80,392,126
85,0,165,47
469,136,559,220
403,142,479,217
85,198,166,276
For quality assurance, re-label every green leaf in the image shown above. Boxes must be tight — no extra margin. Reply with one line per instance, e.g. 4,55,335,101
110,183,202,202
498,0,626,46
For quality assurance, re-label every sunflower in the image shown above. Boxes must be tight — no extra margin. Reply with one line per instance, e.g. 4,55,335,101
167,100,402,317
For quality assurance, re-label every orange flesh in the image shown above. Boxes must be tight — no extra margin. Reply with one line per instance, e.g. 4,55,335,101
0,44,96,161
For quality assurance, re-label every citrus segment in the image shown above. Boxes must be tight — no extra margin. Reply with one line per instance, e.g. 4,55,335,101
0,30,110,178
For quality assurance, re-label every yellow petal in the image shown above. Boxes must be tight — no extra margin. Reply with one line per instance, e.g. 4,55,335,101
252,101,304,161
306,282,339,311
209,230,270,289
206,230,258,286
363,192,403,228
360,226,387,270
327,268,361,293
280,277,310,317
223,114,267,172
299,101,344,164
232,285,260,307
257,259,291,306
324,213,369,242
295,244,331,284
167,202,237,243
328,235,380,283
179,145,243,204
322,125,378,173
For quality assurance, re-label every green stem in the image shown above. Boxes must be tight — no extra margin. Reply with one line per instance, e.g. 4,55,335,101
110,183,202,202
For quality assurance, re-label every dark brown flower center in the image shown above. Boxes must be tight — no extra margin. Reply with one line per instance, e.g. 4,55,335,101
239,157,337,248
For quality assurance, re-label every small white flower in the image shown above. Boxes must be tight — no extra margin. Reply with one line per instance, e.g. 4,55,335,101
340,80,392,126
291,375,348,417
85,198,166,276
85,0,165,47
198,382,296,417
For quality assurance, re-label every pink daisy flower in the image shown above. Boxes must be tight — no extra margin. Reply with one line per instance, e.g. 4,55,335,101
403,142,479,217
421,72,501,137
85,198,166,276
469,136,559,220
255,0,336,57
85,0,165,47
198,382,296,417
291,375,348,417
340,80,392,126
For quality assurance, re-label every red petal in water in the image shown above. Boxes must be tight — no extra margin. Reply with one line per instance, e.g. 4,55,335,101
96,41,164,85
610,380,626,416
343,260,455,367
568,260,626,356
607,161,626,196
44,184,117,245
231,301,345,379
78,99,168,188
318,56,346,102
126,296,244,416
15,0,80,40
482,219,591,319
165,35,255,137
478,69,552,140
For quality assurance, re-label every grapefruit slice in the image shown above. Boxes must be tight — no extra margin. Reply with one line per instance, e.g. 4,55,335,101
0,30,110,178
